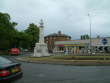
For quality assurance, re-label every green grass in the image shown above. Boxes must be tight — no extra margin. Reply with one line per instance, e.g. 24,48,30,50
23,55,110,62
52,55,110,59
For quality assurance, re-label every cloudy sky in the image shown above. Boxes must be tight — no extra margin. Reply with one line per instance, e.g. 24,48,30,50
0,0,110,39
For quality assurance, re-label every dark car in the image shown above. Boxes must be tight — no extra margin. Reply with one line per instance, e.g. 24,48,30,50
0,56,23,83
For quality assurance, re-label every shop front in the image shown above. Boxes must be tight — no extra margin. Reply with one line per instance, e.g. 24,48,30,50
54,37,110,54
55,43,90,54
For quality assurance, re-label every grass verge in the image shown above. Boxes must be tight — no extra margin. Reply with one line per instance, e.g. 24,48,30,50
23,55,110,62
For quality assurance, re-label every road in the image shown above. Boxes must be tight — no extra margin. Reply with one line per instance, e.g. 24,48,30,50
0,52,110,83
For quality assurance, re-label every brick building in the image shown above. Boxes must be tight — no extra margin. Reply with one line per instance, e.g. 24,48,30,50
44,31,71,53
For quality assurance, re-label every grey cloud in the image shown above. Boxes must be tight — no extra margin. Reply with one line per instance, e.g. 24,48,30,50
0,0,110,39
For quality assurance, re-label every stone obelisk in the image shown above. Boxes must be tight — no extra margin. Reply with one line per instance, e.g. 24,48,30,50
32,19,51,57
39,19,44,44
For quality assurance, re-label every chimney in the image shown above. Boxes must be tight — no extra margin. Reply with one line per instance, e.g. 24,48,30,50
97,35,100,38
58,31,61,34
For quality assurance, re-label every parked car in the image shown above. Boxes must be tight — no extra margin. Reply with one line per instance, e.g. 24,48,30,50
11,48,21,55
92,51,95,54
23,49,28,52
99,50,103,53
0,56,23,83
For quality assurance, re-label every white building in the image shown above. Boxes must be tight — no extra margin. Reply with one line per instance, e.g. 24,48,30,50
54,37,110,54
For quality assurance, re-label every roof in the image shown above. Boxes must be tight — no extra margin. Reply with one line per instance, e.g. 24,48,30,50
44,33,71,38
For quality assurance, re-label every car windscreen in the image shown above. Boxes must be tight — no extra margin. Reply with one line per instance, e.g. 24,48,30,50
0,56,12,64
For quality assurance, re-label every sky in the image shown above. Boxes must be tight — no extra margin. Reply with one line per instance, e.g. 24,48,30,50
0,0,110,40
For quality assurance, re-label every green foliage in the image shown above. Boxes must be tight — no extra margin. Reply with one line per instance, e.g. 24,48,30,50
81,35,83,39
19,31,33,49
81,34,89,39
0,12,39,52
0,12,17,50
24,23,39,49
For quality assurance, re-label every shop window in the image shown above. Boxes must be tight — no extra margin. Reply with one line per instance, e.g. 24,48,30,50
47,37,48,39
64,47,66,51
79,46,84,50
54,37,56,39
59,47,64,51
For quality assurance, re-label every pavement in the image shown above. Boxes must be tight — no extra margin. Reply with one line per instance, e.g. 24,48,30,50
16,53,110,66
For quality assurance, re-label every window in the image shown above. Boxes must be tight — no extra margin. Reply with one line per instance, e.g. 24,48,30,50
54,37,56,39
47,37,48,39
50,40,52,45
0,56,12,64
67,37,69,40
54,41,55,45
59,47,64,51
46,41,48,44
49,45,52,50
50,37,52,39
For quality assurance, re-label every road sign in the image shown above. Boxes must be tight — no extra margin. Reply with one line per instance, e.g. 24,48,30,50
102,38,107,60
96,47,99,50
108,47,110,50
102,47,105,51
102,38,107,44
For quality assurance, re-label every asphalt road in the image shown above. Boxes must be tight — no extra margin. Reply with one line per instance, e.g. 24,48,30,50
0,52,110,83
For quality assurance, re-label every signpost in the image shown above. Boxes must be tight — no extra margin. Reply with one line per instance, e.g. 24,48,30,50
107,47,110,50
97,47,99,60
102,38,107,60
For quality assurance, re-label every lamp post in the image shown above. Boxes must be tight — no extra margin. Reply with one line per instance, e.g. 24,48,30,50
87,14,92,53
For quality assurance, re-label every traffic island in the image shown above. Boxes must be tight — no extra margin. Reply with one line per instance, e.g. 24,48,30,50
16,55,110,66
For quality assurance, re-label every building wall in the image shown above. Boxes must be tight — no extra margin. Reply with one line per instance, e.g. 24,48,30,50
92,38,110,46
55,38,110,46
107,38,110,45
57,37,71,41
44,36,71,52
55,39,90,45
55,38,110,53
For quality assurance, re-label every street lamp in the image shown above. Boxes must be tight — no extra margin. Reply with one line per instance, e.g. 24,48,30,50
87,14,92,53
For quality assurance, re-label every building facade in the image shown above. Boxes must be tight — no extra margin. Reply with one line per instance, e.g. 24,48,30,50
54,37,110,54
44,31,71,52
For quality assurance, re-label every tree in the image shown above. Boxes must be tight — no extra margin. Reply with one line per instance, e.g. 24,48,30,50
0,12,39,53
81,34,89,39
0,12,18,51
12,22,18,28
24,23,39,49
19,31,33,49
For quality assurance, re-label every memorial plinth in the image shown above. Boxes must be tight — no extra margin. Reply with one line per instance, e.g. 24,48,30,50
32,19,51,57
